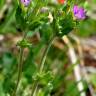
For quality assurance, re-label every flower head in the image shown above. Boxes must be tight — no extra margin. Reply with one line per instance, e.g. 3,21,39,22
58,0,65,4
21,0,31,6
73,5,86,20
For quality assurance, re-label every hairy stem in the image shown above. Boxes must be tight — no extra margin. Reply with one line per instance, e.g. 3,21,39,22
12,32,27,96
31,36,55,96
12,48,24,96
31,81,38,96
39,36,55,73
17,48,24,90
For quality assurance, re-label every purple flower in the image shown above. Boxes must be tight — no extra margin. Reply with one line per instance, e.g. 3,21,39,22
73,5,86,20
21,0,31,6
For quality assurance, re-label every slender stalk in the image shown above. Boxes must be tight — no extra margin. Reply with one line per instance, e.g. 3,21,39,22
12,31,27,96
16,48,24,90
12,48,24,96
31,81,38,96
39,36,55,73
31,36,55,96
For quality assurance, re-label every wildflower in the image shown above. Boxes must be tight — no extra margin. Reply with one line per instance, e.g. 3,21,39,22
58,0,65,4
21,0,31,6
73,5,86,20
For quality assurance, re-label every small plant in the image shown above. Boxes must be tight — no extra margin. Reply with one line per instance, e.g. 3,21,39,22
12,0,87,96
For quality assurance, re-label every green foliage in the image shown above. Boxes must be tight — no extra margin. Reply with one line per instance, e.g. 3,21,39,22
17,39,32,48
15,6,27,30
0,0,96,96
58,12,75,36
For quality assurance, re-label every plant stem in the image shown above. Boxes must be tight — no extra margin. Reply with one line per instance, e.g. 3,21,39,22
31,81,38,96
39,36,55,73
31,36,55,96
12,32,27,96
17,48,24,89
12,48,24,96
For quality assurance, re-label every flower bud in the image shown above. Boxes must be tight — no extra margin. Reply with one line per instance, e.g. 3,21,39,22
21,0,31,6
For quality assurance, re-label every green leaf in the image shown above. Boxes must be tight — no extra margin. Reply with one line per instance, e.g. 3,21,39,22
39,71,54,86
17,39,32,48
39,24,53,43
15,6,26,30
